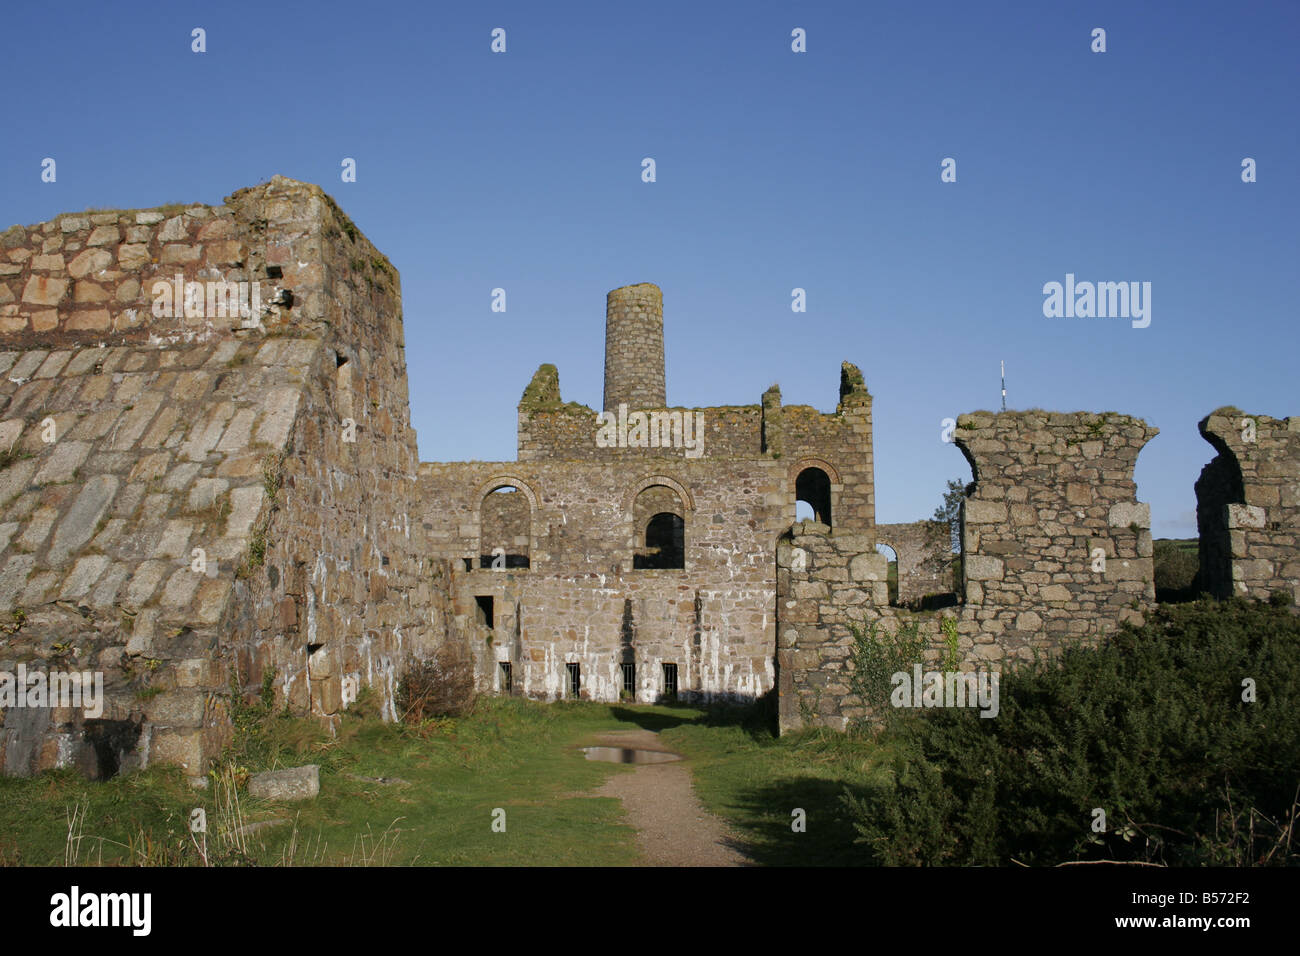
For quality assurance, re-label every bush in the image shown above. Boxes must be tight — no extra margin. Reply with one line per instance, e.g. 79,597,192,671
1153,539,1200,602
844,598,1300,865
395,644,477,722
848,619,928,731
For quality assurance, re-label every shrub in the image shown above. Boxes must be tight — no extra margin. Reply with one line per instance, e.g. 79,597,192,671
844,598,1300,865
395,644,476,722
848,619,928,731
1153,539,1200,602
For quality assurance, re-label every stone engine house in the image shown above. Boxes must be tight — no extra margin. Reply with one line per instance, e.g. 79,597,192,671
422,281,877,704
0,177,1294,779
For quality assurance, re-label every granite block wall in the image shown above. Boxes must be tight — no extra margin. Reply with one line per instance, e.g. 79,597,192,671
1196,408,1300,604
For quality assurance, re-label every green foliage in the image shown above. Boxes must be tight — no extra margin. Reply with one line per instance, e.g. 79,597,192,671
932,478,966,554
0,697,666,866
0,446,33,470
1153,539,1200,602
519,364,562,409
0,608,26,636
322,192,361,243
259,668,277,709
940,617,961,672
237,452,286,578
848,619,928,730
844,598,1300,865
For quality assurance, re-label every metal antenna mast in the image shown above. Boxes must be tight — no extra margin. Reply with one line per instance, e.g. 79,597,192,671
1000,360,1006,412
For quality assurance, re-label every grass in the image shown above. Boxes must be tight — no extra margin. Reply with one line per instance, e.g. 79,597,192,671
0,697,666,866
0,691,901,866
654,703,895,865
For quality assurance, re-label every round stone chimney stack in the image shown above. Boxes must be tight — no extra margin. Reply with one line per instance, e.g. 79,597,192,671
603,282,666,410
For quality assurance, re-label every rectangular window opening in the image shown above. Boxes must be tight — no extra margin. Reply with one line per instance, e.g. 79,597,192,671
499,661,513,694
474,595,494,629
662,662,678,700
621,662,636,697
566,662,581,699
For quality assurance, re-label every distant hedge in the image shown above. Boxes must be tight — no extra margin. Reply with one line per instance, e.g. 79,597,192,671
1153,539,1200,602
845,598,1300,865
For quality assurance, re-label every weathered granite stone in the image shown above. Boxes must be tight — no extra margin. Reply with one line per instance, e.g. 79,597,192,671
248,765,320,801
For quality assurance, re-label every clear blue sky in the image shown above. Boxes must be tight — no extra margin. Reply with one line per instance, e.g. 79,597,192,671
4,0,1297,537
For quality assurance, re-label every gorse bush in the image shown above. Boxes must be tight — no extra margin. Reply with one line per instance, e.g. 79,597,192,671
844,598,1300,865
1153,539,1200,602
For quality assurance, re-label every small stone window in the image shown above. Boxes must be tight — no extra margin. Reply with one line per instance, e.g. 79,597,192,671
566,662,581,699
621,662,636,697
498,661,513,694
474,595,494,629
335,352,353,423
662,662,678,699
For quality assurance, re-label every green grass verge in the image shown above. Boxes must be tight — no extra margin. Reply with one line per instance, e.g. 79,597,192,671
0,693,899,867
0,697,717,866
657,705,894,866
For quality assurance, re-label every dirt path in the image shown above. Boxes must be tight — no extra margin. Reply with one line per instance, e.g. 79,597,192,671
586,729,750,867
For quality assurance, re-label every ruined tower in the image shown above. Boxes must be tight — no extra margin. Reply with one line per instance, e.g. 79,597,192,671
603,282,666,410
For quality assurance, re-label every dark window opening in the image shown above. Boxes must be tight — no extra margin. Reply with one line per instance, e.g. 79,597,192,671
662,662,678,699
621,662,636,697
479,552,531,569
336,354,353,423
462,557,473,572
481,485,531,569
566,662,581,699
499,661,513,694
635,512,685,569
795,467,832,527
474,595,494,629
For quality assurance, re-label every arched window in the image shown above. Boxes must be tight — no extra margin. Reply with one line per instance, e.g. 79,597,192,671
796,467,832,527
639,512,685,569
480,485,530,568
632,484,687,570
876,543,899,606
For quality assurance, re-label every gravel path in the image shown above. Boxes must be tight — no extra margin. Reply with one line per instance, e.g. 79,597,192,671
587,729,750,867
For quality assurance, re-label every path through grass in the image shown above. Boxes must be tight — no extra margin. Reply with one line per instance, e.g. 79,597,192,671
0,696,890,866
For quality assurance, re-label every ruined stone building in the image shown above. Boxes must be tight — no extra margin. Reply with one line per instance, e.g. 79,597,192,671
0,177,1294,779
422,281,877,704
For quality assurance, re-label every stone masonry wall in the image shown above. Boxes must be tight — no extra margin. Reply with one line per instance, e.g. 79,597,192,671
875,520,954,604
420,457,797,703
0,178,445,779
778,410,1159,733
1196,408,1300,604
217,179,442,730
954,411,1157,644
777,525,888,730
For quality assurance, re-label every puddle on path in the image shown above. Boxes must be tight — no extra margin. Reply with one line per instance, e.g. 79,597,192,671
581,746,682,765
